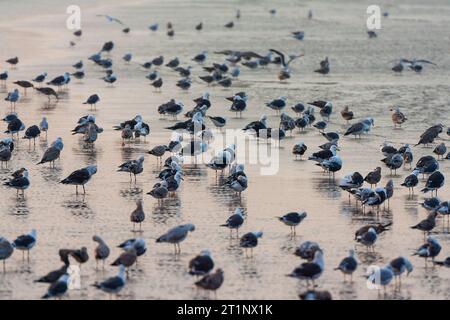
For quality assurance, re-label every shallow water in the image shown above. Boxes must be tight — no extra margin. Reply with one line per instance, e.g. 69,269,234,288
0,0,450,300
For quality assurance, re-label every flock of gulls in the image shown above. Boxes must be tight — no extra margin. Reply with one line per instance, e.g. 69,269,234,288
0,5,447,300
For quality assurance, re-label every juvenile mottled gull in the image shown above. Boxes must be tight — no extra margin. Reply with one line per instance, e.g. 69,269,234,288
195,268,224,296
130,200,145,231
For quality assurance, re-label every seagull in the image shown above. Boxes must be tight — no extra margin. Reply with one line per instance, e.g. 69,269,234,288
381,153,403,175
0,71,8,84
111,247,137,277
193,51,207,63
122,53,132,62
35,265,69,283
37,145,61,167
292,142,307,159
414,155,439,178
22,125,40,148
5,116,25,136
344,118,374,138
102,72,117,85
4,169,30,197
60,165,97,195
195,268,224,296
130,200,145,231
118,155,145,182
93,264,126,297
277,212,307,235
93,235,110,270
148,145,169,164
148,23,158,31
47,72,70,89
401,170,420,195
309,101,333,121
230,95,247,117
208,116,226,130
189,250,214,276
366,265,394,293
339,172,364,200
292,31,305,40
12,229,36,261
316,155,342,178
294,241,322,261
421,171,445,195
433,143,447,160
83,94,100,109
0,139,13,168
39,117,48,139
354,223,391,240
0,237,14,272
288,250,324,287
411,211,438,240
220,208,245,237
315,57,330,75
356,227,377,251
299,290,332,300
308,145,339,163
240,231,263,257
42,274,70,299
166,57,179,68
389,257,413,285
156,224,196,254
118,238,147,258
5,88,19,107
147,180,169,201
269,49,303,80
413,236,441,263
334,249,358,281
59,247,89,267
266,96,286,114
243,115,267,137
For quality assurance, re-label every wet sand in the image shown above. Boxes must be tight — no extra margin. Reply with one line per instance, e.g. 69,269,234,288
0,0,450,299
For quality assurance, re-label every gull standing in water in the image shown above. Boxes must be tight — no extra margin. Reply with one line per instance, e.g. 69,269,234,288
189,250,214,276
156,224,196,254
334,249,358,282
288,250,324,287
292,142,307,159
195,269,224,297
277,212,307,235
42,274,70,299
356,227,377,251
220,208,245,238
4,169,30,197
37,143,62,167
413,237,441,264
93,235,110,270
401,170,420,195
130,200,145,231
93,265,126,298
389,257,413,286
12,229,36,261
60,165,97,195
421,171,445,196
0,237,14,272
39,117,48,139
118,155,145,182
240,231,263,257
